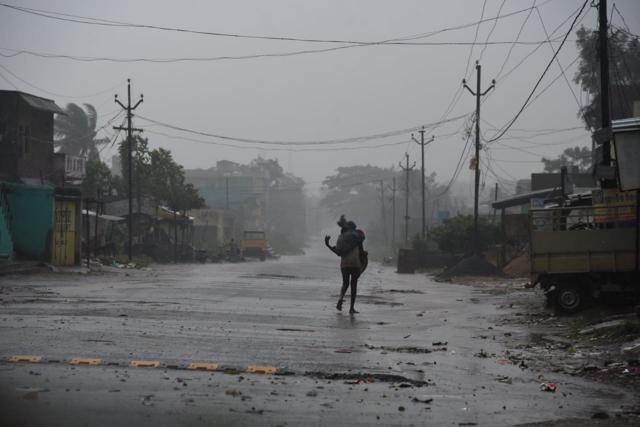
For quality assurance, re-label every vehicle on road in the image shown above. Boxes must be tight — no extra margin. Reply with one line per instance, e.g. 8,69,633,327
529,197,639,313
240,230,268,261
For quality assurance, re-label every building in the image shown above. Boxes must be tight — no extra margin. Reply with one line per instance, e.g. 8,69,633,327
185,161,268,235
0,90,81,265
0,90,65,185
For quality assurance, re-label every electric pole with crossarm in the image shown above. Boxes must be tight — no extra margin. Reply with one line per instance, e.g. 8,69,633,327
412,127,434,240
399,153,416,244
463,61,495,254
114,79,144,262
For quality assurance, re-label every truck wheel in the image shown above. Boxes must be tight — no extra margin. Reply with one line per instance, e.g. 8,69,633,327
555,284,583,314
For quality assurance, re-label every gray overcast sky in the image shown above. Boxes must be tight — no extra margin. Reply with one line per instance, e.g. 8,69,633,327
1,0,639,194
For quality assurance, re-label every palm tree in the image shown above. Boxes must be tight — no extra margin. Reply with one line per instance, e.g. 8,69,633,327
55,103,109,161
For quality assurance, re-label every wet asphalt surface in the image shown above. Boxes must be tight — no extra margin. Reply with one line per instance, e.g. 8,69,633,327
0,244,636,426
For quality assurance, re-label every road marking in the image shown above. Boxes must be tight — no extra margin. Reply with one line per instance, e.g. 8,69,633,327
187,362,218,371
130,360,161,368
69,357,102,366
9,355,42,363
247,365,277,375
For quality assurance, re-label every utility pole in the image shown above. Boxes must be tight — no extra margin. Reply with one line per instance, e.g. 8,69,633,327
463,61,495,254
399,153,416,243
599,0,611,166
388,177,397,248
114,79,143,262
379,180,387,245
492,182,499,223
225,176,230,209
412,127,434,240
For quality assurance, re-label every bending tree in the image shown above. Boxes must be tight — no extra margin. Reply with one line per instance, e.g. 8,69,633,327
55,103,109,161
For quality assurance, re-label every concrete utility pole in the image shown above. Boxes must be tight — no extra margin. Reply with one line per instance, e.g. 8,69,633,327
389,177,397,248
492,182,499,223
225,176,230,209
114,79,143,262
599,0,611,166
463,61,495,254
399,153,416,243
379,180,388,245
412,127,434,240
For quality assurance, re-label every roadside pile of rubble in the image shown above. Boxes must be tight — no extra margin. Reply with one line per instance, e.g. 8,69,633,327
437,254,504,279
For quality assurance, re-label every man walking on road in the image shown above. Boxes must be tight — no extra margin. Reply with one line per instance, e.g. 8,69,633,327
325,215,367,314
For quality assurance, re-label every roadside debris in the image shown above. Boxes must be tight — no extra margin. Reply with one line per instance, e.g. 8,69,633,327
305,372,431,387
365,344,447,354
437,254,504,279
540,382,557,392
579,319,628,335
621,338,640,356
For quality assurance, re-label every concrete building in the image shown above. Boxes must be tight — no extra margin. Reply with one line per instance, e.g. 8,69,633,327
0,90,81,265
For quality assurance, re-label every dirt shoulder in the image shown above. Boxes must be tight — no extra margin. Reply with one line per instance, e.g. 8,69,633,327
437,274,640,422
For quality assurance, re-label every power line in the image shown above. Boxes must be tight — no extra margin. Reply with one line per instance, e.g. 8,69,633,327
0,61,123,98
146,129,413,152
479,0,508,61
0,0,558,45
485,0,589,144
487,2,589,88
495,0,538,79
136,113,468,146
432,130,474,199
612,3,632,35
0,66,18,89
0,36,570,64
535,6,582,109
463,0,488,78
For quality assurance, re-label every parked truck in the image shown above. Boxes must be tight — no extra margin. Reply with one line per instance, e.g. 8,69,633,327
529,117,640,313
240,230,268,261
529,199,639,313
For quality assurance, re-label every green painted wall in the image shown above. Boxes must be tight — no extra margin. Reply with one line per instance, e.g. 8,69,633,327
0,200,12,258
1,182,53,260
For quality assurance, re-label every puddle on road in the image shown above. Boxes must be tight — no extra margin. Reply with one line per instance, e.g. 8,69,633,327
276,328,315,333
356,295,404,307
241,273,300,280
305,371,431,387
364,344,448,354
376,289,424,295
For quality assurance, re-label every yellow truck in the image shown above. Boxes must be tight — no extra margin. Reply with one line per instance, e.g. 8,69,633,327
240,230,268,261
529,197,639,313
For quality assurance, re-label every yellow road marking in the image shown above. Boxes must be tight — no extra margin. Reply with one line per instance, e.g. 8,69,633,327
247,365,277,375
9,355,42,363
69,358,102,366
130,360,161,368
187,362,219,371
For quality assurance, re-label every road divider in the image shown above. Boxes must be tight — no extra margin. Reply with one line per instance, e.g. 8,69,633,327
247,365,278,375
129,360,161,368
70,357,102,366
187,362,218,371
9,355,42,363
5,355,287,377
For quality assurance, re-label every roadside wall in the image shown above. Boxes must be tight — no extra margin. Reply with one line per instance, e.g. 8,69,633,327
2,182,53,260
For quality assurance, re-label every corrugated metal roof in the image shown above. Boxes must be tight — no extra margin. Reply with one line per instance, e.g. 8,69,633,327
492,188,563,210
19,92,65,115
612,117,640,132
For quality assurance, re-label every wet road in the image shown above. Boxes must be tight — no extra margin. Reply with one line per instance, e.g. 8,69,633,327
0,244,635,426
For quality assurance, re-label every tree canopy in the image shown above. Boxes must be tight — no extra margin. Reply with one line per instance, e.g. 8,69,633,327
541,146,592,173
55,103,109,161
574,26,640,130
116,136,204,212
